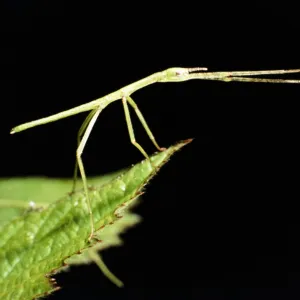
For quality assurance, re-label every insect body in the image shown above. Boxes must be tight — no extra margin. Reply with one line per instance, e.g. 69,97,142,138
11,67,300,241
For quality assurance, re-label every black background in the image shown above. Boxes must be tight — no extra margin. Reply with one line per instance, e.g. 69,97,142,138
1,2,300,300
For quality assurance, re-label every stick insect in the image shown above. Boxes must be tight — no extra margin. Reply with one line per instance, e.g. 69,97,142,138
10,67,300,241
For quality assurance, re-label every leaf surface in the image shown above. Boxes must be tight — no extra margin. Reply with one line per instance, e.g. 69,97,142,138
0,140,191,299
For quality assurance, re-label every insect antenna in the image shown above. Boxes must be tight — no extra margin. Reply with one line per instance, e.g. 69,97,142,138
188,67,208,73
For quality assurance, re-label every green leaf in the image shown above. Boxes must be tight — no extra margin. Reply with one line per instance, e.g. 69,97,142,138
0,140,191,300
0,170,127,227
0,172,142,288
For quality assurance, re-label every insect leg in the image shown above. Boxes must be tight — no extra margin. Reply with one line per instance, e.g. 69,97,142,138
122,96,150,160
76,107,102,241
221,76,300,84
127,96,165,151
72,109,98,193
88,249,124,287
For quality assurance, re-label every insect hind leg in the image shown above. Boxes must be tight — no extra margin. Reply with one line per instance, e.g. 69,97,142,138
72,109,98,193
76,107,102,241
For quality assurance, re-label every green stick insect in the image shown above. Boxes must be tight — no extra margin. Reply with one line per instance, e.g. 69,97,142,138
11,67,300,241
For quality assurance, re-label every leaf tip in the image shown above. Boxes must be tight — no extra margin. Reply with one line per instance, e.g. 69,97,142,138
182,138,193,144
174,138,193,149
